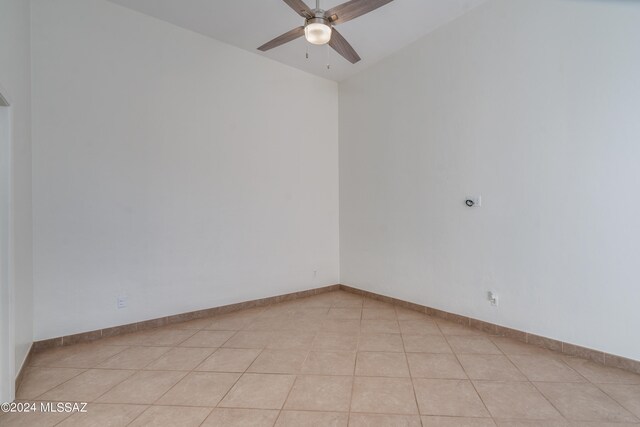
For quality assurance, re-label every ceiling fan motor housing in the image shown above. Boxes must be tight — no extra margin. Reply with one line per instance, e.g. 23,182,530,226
305,12,331,29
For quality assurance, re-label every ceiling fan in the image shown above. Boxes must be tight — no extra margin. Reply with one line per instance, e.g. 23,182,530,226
258,0,394,64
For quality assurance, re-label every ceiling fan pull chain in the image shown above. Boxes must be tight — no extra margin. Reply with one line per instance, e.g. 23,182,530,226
326,44,331,70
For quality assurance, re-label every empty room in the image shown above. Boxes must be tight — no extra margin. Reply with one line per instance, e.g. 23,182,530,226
1,0,640,425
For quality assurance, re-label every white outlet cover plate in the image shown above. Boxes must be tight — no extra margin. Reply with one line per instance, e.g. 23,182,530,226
117,296,128,309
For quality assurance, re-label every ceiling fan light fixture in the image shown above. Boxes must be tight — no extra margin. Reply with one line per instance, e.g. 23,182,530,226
258,0,394,63
304,20,332,45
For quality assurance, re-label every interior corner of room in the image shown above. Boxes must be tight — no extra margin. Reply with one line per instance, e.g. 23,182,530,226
2,0,640,409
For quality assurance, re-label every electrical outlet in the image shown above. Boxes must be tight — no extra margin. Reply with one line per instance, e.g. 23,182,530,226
487,291,498,306
117,295,128,309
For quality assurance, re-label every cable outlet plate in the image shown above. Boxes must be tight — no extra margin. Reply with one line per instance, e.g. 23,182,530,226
466,195,482,207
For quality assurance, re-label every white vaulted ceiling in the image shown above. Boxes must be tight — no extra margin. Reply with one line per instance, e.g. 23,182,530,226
107,0,486,81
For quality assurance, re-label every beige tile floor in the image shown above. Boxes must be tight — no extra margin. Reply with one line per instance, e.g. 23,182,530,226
3,290,640,426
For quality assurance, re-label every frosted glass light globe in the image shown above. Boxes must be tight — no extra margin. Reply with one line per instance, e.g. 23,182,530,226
305,22,332,45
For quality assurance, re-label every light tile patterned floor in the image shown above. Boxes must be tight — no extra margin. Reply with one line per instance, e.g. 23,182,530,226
3,290,640,426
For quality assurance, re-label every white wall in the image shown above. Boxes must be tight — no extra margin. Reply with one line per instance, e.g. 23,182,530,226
0,0,33,401
31,0,339,340
340,0,640,360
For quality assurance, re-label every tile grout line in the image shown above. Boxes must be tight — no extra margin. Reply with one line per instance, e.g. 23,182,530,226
436,321,495,424
177,335,261,425
124,404,154,427
527,381,575,423
272,307,323,423
92,368,150,427
206,302,331,425
272,370,298,424
22,367,90,402
190,324,251,427
124,324,244,427
493,339,592,384
590,383,640,423
29,342,131,369
346,297,364,423
206,345,267,414
24,343,136,405
396,305,425,427
497,335,626,424
493,338,572,424
488,332,624,416
195,408,215,427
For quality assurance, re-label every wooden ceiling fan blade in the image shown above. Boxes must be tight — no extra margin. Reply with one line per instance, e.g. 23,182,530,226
325,0,393,25
258,26,305,51
329,28,361,64
282,0,313,18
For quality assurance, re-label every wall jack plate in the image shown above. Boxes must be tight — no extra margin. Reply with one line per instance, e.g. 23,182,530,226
117,295,128,309
487,291,498,306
